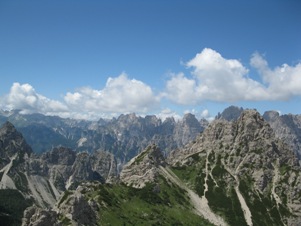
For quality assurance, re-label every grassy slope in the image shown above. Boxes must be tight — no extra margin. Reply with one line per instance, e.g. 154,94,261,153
64,176,214,226
171,152,292,226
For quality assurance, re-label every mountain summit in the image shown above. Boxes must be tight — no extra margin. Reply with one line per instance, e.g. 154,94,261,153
168,109,301,225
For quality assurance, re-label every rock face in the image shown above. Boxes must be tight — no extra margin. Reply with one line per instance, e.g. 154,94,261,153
263,110,301,159
22,182,99,226
22,206,61,226
0,122,118,210
56,183,99,226
120,144,166,188
0,121,32,160
168,109,301,225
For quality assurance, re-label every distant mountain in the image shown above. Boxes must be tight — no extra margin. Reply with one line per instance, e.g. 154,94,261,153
263,111,301,160
0,110,208,163
0,110,98,153
216,105,244,121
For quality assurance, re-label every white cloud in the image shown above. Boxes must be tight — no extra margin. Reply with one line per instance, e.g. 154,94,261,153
0,74,160,120
200,109,210,118
250,53,301,100
164,73,198,104
64,73,159,116
156,108,181,121
3,83,68,114
164,48,301,104
186,48,268,102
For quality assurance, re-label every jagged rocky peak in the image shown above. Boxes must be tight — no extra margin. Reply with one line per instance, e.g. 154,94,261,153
120,144,165,188
168,109,301,224
41,146,76,165
0,121,32,159
182,113,199,125
90,150,118,183
263,110,280,121
116,113,140,125
145,115,161,126
263,110,301,159
216,105,244,121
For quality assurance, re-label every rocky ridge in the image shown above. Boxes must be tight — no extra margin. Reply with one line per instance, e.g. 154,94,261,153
216,106,301,163
168,109,301,225
120,144,166,188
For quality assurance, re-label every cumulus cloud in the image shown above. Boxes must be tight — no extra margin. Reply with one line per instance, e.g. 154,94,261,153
0,74,160,119
250,53,301,100
64,73,159,116
164,48,301,104
164,73,198,104
3,83,68,114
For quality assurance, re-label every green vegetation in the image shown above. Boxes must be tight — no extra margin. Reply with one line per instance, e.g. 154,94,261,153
171,155,206,196
79,176,214,226
279,164,291,175
195,171,206,197
239,177,290,226
133,146,152,165
236,148,241,156
0,189,32,226
58,190,73,207
208,151,215,163
205,167,247,226
252,148,264,154
190,153,201,162
60,215,72,226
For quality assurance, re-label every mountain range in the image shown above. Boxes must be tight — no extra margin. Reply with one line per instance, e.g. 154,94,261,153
0,110,208,164
1,106,301,225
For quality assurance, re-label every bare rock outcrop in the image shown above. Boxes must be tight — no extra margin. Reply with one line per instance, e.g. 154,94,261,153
120,144,165,188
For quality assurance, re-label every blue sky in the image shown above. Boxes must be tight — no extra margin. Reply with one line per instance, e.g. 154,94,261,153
0,0,300,120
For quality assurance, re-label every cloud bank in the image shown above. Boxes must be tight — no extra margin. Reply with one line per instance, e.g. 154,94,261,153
1,74,159,119
1,48,300,119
